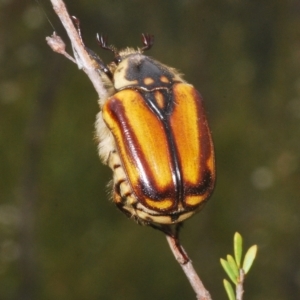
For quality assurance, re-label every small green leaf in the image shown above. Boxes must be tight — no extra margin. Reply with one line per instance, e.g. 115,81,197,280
234,232,243,268
220,258,237,284
227,255,239,278
223,279,236,300
242,245,257,274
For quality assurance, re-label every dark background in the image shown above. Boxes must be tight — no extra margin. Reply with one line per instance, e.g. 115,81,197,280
1,0,300,299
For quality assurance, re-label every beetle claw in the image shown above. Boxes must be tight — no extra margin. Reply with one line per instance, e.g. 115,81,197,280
71,16,84,43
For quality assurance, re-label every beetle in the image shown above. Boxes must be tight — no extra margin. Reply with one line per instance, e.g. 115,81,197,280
93,33,215,227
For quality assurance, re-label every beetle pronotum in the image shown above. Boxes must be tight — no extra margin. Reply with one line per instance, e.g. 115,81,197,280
91,33,216,229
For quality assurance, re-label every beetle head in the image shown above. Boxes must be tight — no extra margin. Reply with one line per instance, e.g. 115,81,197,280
96,34,154,83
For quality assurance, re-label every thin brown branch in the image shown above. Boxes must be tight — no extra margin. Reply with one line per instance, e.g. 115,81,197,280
47,0,107,100
166,235,212,300
46,32,76,63
236,269,245,300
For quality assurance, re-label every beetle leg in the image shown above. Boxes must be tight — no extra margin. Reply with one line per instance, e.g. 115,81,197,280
150,223,190,264
71,16,114,80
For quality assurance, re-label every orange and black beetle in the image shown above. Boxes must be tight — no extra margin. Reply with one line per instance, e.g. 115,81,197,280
95,34,215,226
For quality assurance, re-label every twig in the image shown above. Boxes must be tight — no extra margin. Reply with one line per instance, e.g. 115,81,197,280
47,0,212,299
47,0,108,100
46,32,76,63
166,235,212,300
236,269,245,300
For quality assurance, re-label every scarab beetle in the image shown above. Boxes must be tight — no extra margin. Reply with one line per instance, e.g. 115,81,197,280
94,34,215,226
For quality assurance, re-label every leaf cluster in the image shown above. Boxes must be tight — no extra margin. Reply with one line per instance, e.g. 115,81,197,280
220,233,257,300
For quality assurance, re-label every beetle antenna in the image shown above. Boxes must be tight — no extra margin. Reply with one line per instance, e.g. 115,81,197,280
141,33,154,52
96,34,122,64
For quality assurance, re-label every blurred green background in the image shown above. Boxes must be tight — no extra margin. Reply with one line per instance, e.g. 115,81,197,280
1,0,300,299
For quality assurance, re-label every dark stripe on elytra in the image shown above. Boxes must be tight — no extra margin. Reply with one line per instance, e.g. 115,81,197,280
184,170,214,198
106,97,176,205
193,89,215,194
143,89,184,205
193,89,213,180
176,89,215,204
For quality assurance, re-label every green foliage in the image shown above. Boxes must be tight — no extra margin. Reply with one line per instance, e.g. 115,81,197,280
220,258,237,285
220,232,257,300
223,279,236,300
234,232,243,268
242,245,258,275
